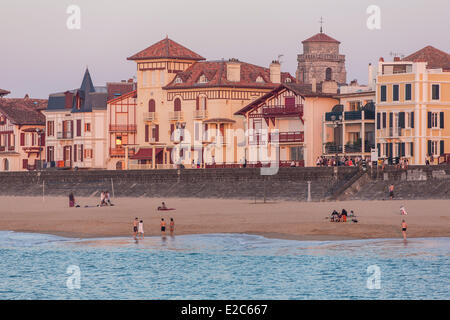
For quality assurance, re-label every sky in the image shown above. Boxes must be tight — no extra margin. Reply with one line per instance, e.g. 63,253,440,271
1,0,449,98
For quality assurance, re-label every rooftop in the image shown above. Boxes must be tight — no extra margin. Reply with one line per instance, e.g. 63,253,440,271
402,45,450,70
0,98,47,125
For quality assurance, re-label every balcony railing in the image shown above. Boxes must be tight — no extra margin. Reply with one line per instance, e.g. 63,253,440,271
278,131,304,143
109,125,137,132
143,112,157,121
324,144,343,154
57,131,73,139
326,110,375,122
325,111,343,122
193,110,208,119
169,111,184,120
344,144,362,153
109,148,136,157
262,104,303,116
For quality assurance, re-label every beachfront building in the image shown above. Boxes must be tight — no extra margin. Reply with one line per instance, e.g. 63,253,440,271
43,69,134,169
0,95,47,171
106,89,137,170
126,37,295,168
322,66,376,160
375,46,450,165
0,89,10,98
235,82,338,167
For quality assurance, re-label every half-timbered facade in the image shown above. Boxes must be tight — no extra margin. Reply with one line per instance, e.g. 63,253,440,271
235,83,338,167
127,37,296,168
106,90,137,170
0,97,46,171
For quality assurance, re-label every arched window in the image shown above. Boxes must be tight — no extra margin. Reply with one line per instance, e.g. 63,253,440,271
326,68,332,81
174,98,181,112
116,161,124,170
148,99,155,112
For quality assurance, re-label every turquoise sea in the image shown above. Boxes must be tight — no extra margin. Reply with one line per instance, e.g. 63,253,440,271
0,231,448,299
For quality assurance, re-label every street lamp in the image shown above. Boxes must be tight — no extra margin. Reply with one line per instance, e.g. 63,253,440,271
330,114,342,165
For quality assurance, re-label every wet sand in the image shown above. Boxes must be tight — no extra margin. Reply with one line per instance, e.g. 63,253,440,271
0,196,448,241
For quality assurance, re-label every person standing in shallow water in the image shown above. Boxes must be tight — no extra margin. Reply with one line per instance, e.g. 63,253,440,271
160,218,166,235
133,217,139,240
401,219,408,241
138,220,144,240
389,184,395,200
169,218,175,235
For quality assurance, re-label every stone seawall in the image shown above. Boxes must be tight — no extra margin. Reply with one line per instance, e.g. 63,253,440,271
0,166,448,201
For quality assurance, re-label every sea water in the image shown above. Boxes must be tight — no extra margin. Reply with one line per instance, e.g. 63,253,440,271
0,231,448,299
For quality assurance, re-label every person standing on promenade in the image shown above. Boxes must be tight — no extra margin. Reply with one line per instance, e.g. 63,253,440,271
169,218,175,235
389,184,395,200
69,193,75,207
401,220,408,241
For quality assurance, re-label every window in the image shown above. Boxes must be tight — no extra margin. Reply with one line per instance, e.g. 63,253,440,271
393,85,399,101
84,149,93,159
428,140,439,156
285,78,292,83
76,119,82,136
256,76,265,83
174,98,181,112
148,99,156,112
405,84,412,101
325,68,332,81
432,84,440,100
290,146,304,161
198,74,208,84
47,121,55,136
47,146,55,162
84,123,91,132
429,112,439,128
0,115,5,125
380,85,387,102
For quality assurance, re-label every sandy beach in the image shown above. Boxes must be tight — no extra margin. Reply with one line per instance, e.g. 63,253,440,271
0,196,448,241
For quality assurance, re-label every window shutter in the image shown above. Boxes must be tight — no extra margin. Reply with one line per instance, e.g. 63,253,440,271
410,142,414,157
427,112,432,128
80,145,84,162
427,140,432,156
74,144,77,162
155,124,159,142
411,112,414,128
382,113,386,128
440,140,444,156
389,112,393,128
76,120,81,136
401,143,405,157
22,159,28,169
170,124,174,141
204,97,207,110
196,96,199,110
377,143,381,157
20,133,25,146
440,112,444,129
145,124,149,142
399,112,405,128
32,134,35,146
376,113,380,129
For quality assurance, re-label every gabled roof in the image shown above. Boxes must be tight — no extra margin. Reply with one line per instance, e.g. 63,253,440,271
402,46,450,70
164,60,296,90
106,82,135,101
0,88,10,97
302,32,340,44
234,83,332,116
127,37,205,61
80,68,95,93
0,98,46,125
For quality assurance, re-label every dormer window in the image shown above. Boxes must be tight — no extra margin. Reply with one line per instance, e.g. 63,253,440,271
256,76,265,83
285,78,292,83
174,77,183,84
198,74,208,84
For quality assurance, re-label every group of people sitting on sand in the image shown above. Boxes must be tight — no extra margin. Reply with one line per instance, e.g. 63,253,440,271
329,209,358,223
100,191,112,207
133,217,175,240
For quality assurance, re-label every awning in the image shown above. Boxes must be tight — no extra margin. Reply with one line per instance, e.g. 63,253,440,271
130,148,163,160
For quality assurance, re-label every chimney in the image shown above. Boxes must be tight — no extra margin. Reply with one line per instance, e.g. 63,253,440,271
379,57,384,62
269,60,281,84
128,78,133,83
226,58,241,82
368,63,374,89
322,80,338,94
311,78,317,93
394,56,401,62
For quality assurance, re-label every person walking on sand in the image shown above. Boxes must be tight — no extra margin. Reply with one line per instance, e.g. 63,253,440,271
138,220,144,240
401,219,408,240
389,184,395,200
169,218,175,235
400,205,408,216
160,218,166,235
133,217,139,239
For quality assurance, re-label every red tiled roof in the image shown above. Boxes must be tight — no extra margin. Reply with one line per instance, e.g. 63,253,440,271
0,88,10,97
0,98,47,125
164,60,296,90
106,82,135,101
402,46,450,70
127,38,205,61
302,32,340,44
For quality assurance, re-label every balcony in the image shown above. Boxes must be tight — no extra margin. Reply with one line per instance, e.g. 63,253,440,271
57,131,73,139
193,110,208,119
144,112,157,121
110,148,136,157
324,144,343,155
262,104,303,116
169,111,184,121
326,110,375,122
278,131,304,143
325,111,343,122
0,146,14,152
109,125,137,132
